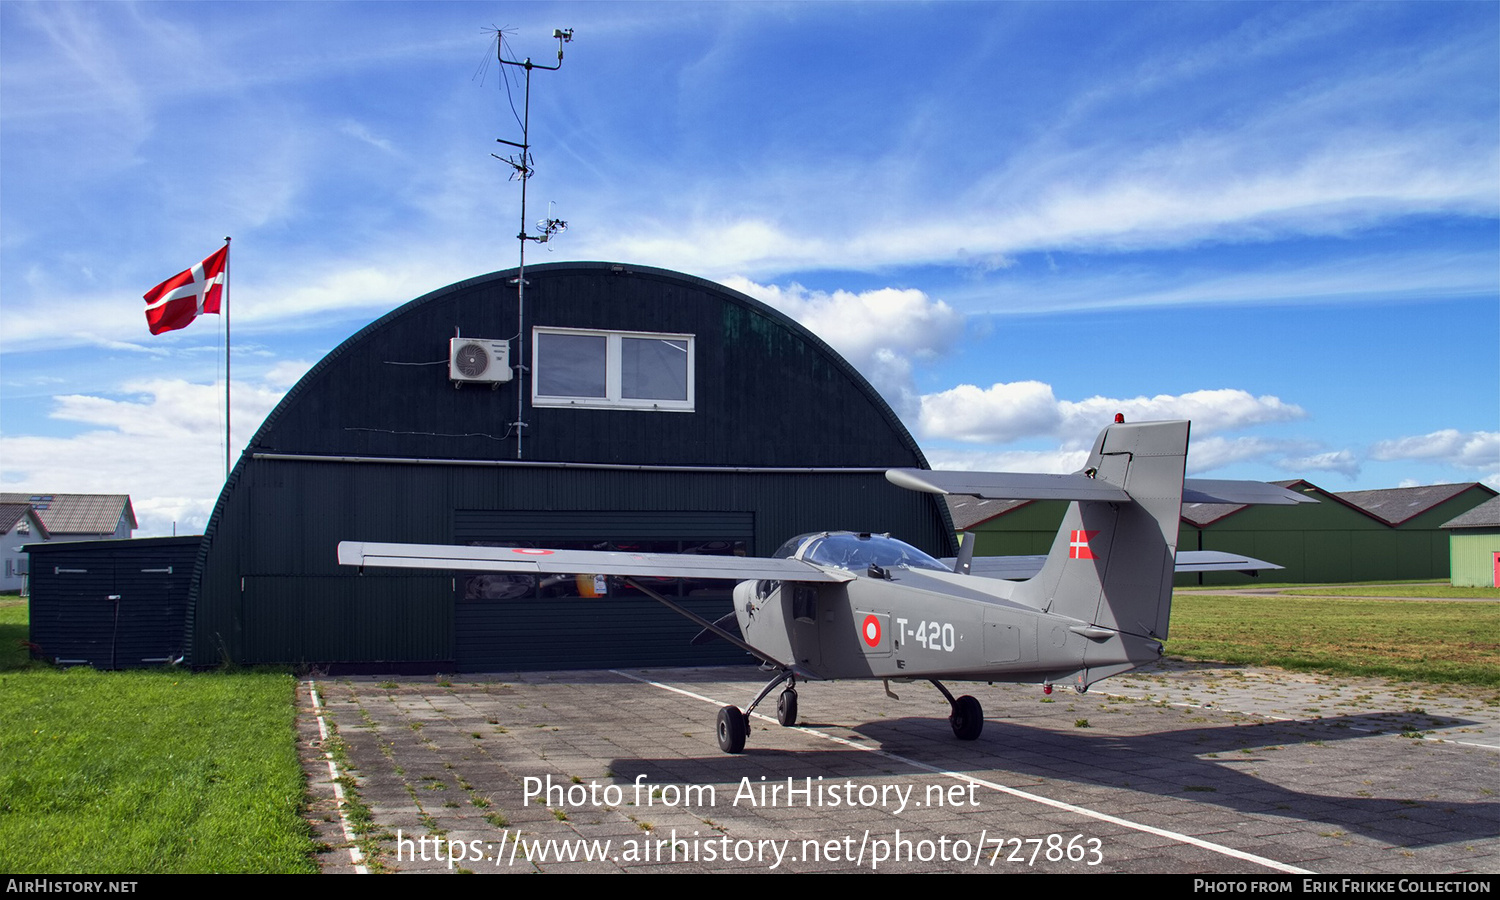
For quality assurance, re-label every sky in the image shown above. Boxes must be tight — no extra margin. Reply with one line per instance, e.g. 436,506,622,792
1,1,1496,537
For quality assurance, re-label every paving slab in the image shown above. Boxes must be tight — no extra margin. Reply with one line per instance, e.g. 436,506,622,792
301,660,1499,874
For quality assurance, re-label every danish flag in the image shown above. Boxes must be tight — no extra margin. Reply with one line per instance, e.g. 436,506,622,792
1068,530,1100,559
143,245,228,334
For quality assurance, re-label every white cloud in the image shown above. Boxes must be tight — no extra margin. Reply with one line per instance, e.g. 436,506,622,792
574,51,1497,282
916,381,1065,445
264,359,316,391
0,377,288,536
339,119,397,155
924,447,1090,475
724,279,964,362
1370,429,1500,471
0,248,485,353
1062,389,1305,439
721,278,964,419
926,434,1363,480
1183,435,1288,474
1280,449,1360,479
919,385,1305,446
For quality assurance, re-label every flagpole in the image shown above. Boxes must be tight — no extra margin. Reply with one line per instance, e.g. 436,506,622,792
223,236,232,482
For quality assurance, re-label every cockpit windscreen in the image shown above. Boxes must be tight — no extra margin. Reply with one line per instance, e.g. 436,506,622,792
793,532,949,572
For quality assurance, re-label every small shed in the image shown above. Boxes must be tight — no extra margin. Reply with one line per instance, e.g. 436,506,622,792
26,536,200,669
1440,495,1500,587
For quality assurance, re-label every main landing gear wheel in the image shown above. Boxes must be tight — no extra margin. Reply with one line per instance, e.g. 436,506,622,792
949,695,984,741
776,689,798,727
717,705,747,753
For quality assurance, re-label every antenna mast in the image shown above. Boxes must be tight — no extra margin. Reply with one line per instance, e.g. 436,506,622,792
494,27,572,460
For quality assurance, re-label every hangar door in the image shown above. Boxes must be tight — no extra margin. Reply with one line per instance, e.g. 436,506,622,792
453,510,755,671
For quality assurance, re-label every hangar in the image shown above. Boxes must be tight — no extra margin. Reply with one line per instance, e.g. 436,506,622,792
187,262,955,671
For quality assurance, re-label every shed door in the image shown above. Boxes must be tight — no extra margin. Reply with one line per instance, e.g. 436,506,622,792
32,565,115,667
33,563,180,669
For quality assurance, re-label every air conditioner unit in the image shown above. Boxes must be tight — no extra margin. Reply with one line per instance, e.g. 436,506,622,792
449,338,513,384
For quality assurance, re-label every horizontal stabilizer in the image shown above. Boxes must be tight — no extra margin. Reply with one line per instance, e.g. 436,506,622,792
1174,550,1284,573
338,541,853,583
1182,479,1315,506
886,469,1131,502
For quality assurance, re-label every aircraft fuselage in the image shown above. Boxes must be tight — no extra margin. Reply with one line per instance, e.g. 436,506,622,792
734,533,1164,691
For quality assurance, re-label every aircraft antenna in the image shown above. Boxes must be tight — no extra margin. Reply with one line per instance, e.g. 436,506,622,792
491,27,573,459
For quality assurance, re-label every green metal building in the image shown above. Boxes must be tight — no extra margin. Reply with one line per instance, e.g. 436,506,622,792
949,479,1496,585
1179,481,1385,585
187,263,954,671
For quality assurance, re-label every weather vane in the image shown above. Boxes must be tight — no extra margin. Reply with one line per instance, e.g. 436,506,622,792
490,26,574,460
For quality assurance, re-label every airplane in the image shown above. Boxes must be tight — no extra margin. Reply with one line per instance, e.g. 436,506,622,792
338,418,1314,753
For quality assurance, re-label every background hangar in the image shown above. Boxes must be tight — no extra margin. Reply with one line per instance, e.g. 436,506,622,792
188,262,956,671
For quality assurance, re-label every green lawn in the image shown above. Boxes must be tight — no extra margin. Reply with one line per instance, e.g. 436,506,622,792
1280,585,1500,599
0,600,319,873
1167,591,1500,687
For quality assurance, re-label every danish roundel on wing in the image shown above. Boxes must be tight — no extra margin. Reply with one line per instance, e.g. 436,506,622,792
861,614,882,648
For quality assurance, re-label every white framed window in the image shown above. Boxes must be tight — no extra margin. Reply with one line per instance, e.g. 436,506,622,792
532,327,695,411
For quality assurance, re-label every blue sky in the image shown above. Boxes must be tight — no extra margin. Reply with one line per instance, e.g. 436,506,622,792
2,1,1496,536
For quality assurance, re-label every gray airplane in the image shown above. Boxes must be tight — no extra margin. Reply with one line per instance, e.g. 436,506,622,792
339,419,1312,753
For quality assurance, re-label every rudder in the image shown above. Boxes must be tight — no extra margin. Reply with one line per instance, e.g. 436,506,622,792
1014,420,1188,642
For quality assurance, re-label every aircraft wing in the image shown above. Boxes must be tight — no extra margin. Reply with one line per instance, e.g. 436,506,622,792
951,549,1285,581
337,541,853,583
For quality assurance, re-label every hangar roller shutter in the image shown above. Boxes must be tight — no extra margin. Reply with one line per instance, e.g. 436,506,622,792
453,510,756,671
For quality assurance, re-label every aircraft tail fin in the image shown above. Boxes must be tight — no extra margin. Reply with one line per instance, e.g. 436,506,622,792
1010,420,1189,643
887,419,1313,687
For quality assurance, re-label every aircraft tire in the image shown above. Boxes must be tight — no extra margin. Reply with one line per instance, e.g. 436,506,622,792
950,695,983,741
776,689,798,727
717,705,747,753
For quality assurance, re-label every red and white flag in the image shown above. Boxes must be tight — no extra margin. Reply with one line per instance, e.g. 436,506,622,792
143,245,228,335
1068,529,1100,559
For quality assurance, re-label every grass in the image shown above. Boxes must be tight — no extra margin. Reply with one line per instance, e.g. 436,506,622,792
1176,578,1438,591
0,599,319,873
1280,585,1500,600
1167,590,1500,687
